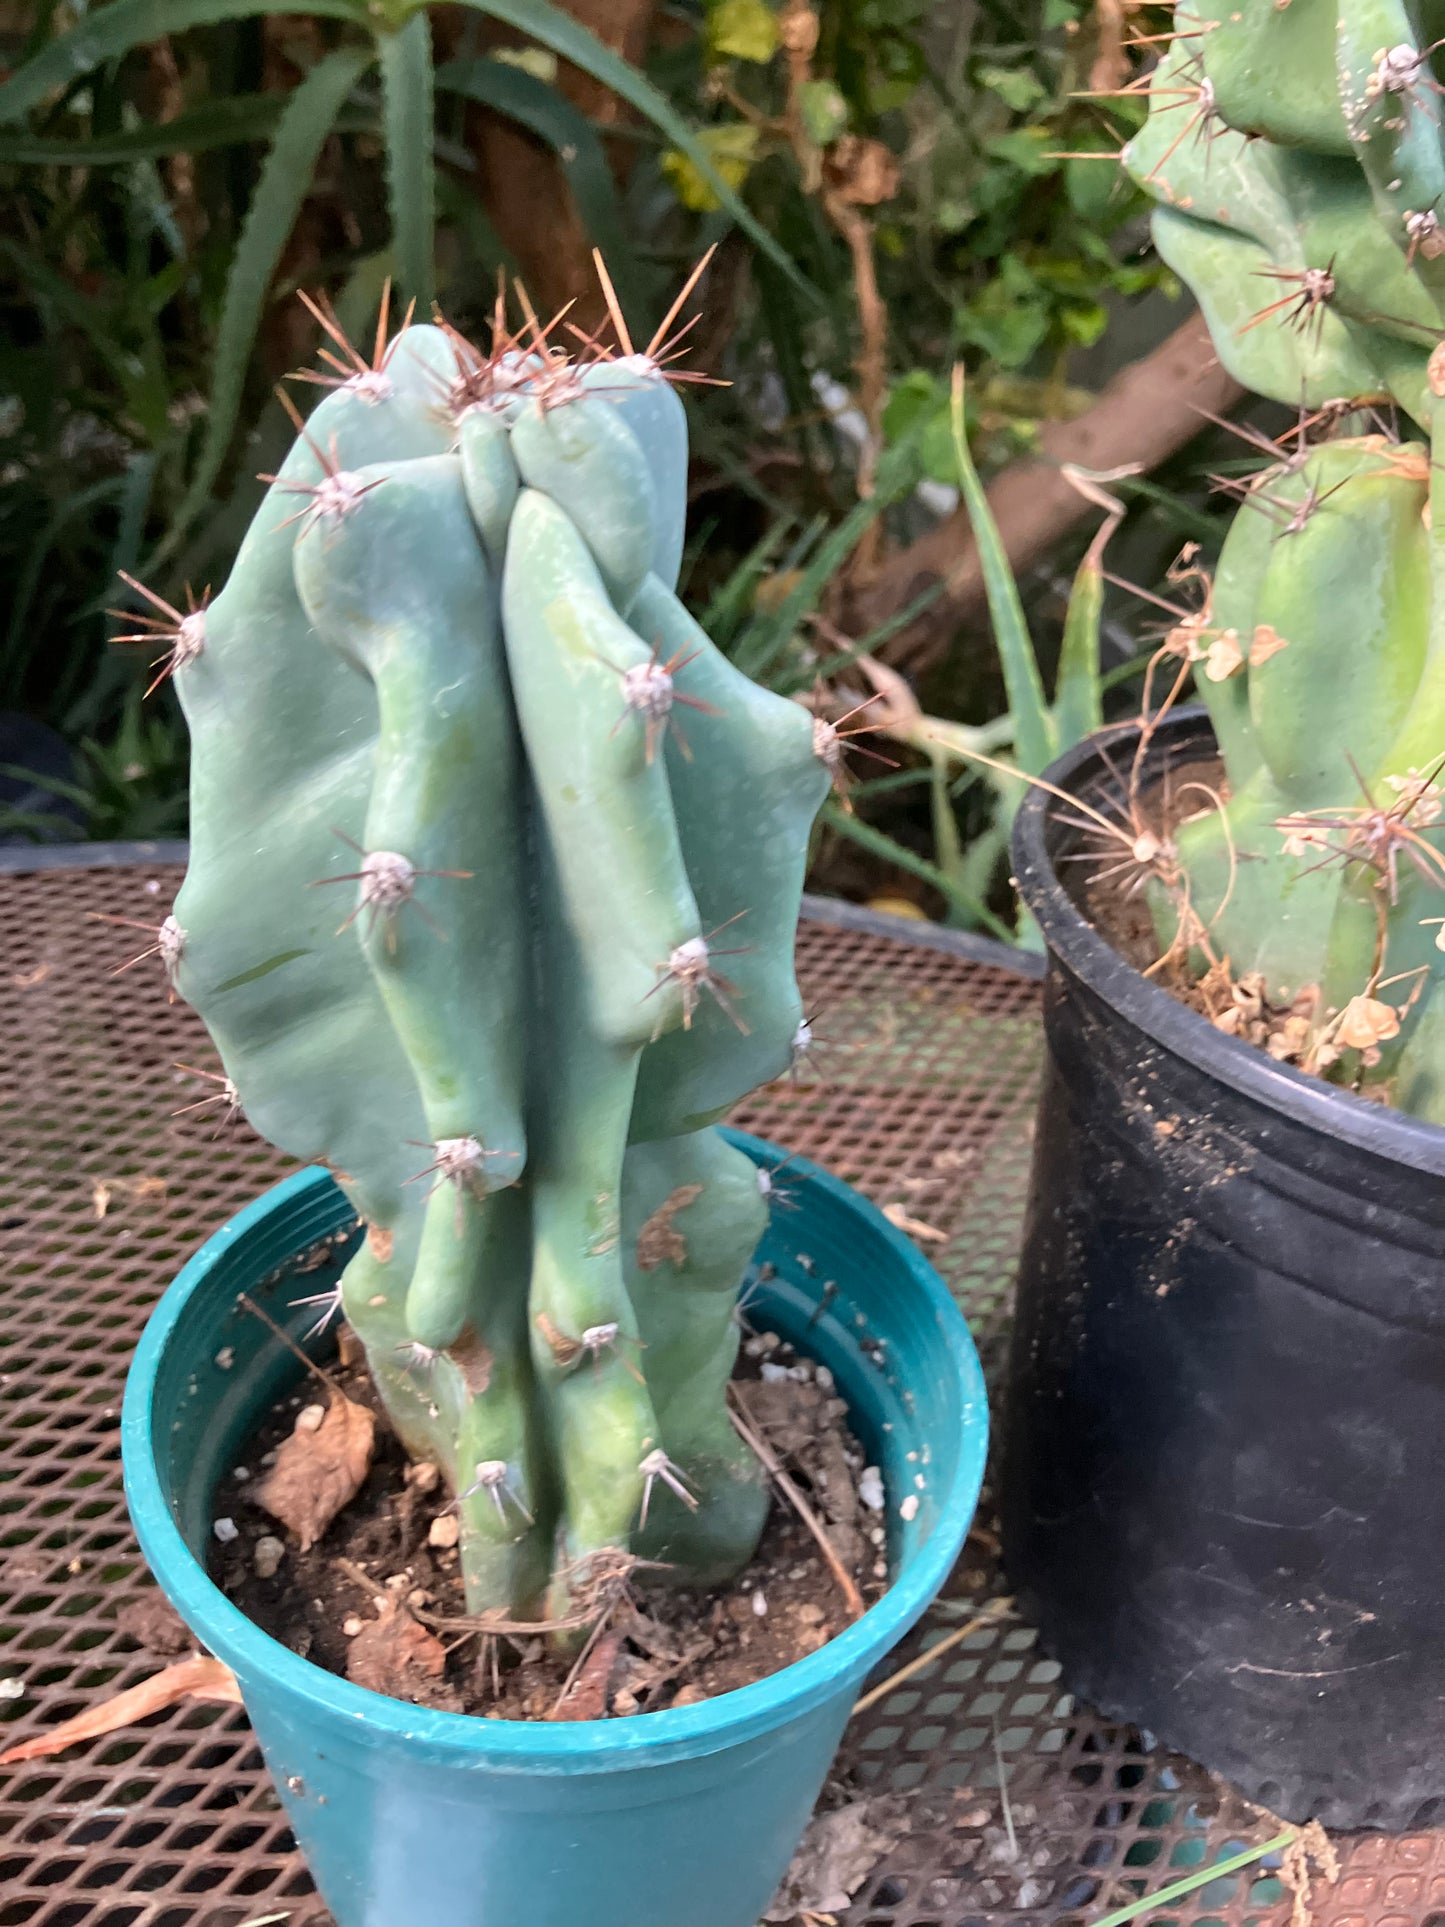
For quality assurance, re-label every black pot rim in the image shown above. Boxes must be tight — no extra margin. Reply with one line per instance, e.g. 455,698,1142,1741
1011,707,1445,1180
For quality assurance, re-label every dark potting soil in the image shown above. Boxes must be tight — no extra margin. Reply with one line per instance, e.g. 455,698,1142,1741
206,1327,887,1720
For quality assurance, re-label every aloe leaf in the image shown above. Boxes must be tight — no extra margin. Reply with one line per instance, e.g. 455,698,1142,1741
154,43,373,563
1052,535,1107,751
378,11,436,308
947,366,1055,777
0,0,365,124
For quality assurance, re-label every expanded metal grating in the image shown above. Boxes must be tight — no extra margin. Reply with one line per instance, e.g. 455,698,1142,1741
0,859,1429,1927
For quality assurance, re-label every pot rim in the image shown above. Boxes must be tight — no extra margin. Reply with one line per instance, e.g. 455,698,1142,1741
1011,707,1445,1178
122,1134,988,1770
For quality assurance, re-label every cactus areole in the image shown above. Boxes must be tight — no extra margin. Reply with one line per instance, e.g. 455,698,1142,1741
153,295,833,1623
1119,0,1445,1122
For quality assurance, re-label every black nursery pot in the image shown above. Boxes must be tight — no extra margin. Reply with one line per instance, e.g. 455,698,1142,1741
1002,708,1445,1830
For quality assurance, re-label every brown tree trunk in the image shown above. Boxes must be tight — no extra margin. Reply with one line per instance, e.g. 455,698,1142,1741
450,0,658,330
845,313,1245,673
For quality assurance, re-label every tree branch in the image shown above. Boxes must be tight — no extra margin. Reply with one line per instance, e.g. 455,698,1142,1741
845,311,1244,673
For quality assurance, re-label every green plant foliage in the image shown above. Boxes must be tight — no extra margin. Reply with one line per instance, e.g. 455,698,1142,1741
0,0,1173,879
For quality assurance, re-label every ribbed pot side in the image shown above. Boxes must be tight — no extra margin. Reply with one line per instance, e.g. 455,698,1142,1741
1002,711,1445,1831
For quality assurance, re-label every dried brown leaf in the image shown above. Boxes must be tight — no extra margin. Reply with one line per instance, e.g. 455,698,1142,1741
1335,994,1402,1051
881,1201,947,1243
345,1602,457,1708
253,1389,375,1551
636,1183,703,1272
0,1656,240,1765
823,135,901,206
1249,623,1289,666
1203,628,1244,682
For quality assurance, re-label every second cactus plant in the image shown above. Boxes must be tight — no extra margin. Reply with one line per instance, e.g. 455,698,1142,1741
1119,0,1445,1122
124,282,833,1622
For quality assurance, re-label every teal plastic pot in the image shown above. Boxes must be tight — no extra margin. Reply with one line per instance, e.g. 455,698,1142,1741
122,1132,987,1927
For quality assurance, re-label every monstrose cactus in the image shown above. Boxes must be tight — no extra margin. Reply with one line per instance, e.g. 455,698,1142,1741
1119,0,1445,1121
131,285,831,1621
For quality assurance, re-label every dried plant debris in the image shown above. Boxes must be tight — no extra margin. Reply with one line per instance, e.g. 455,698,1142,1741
0,1656,242,1766
346,1598,460,1711
252,1389,376,1551
763,1796,911,1921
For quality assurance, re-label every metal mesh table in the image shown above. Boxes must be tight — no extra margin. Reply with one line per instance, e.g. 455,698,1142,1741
0,856,1431,1927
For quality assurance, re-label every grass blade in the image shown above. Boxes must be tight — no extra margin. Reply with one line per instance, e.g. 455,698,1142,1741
0,0,365,124
450,0,818,303
378,12,436,309
0,95,289,163
735,441,920,683
947,364,1054,777
152,42,372,564
434,55,637,312
820,802,1015,941
1090,1829,1295,1927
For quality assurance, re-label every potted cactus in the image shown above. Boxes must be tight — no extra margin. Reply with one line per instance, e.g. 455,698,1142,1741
998,0,1445,1831
116,283,988,1927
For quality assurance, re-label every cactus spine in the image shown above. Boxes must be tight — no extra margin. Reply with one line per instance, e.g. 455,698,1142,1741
154,287,829,1618
1123,1,1445,1121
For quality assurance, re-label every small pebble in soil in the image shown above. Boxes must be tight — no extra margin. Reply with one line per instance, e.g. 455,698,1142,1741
215,1347,234,1370
253,1536,285,1579
858,1466,885,1511
407,1461,441,1495
752,1590,768,1617
343,1616,364,1637
899,1495,919,1521
233,1466,249,1482
428,1514,460,1549
212,1517,238,1544
296,1404,326,1434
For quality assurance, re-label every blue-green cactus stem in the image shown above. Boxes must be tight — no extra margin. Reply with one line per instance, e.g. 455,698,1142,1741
170,282,834,1623
629,576,831,1138
622,1128,770,1582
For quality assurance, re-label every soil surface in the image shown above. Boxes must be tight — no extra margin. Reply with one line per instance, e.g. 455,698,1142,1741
208,1326,886,1720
